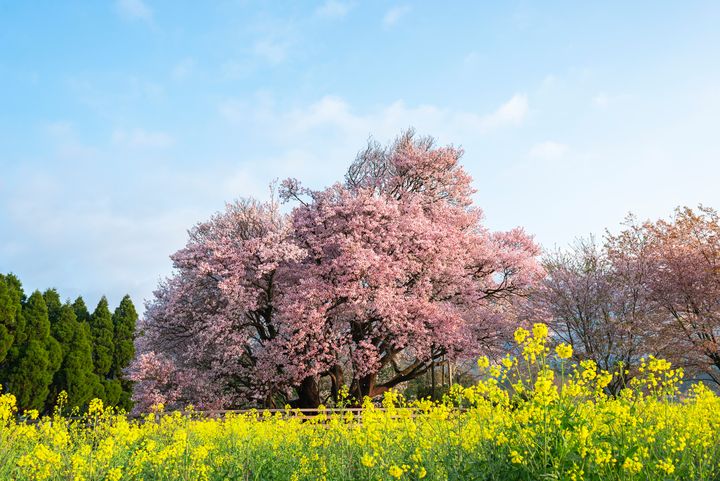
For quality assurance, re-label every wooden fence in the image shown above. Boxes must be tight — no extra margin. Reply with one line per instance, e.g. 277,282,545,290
17,406,469,425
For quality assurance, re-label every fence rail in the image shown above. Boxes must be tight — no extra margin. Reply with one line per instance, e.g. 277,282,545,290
17,406,470,425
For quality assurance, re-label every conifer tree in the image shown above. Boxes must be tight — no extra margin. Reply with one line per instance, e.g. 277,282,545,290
45,293,73,409
4,291,62,411
0,274,24,365
43,289,62,327
89,297,114,378
112,295,138,410
46,303,98,409
80,321,104,402
111,295,137,377
72,296,90,324
72,297,106,403
102,378,122,406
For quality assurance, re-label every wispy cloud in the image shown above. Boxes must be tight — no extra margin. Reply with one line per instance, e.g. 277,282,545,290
463,51,481,68
529,141,569,160
66,75,165,121
112,128,174,148
115,0,153,22
383,5,411,28
592,93,610,109
316,0,353,19
212,91,534,215
46,121,99,160
479,94,529,129
253,39,288,65
219,92,530,146
171,57,195,80
2,128,266,306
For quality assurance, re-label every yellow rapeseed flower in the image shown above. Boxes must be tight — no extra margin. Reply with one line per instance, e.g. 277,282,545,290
514,327,529,344
0,336,718,481
388,465,404,478
555,343,573,359
532,323,549,340
510,450,524,464
361,453,376,467
477,356,490,369
657,458,675,474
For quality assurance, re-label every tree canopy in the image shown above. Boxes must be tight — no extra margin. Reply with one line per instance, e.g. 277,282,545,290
131,130,543,410
0,274,137,412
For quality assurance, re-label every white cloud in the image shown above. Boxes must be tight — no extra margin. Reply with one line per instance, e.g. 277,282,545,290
115,0,153,22
214,92,532,208
593,93,610,109
112,128,174,148
479,94,529,129
383,5,411,27
171,58,195,80
220,60,252,80
463,51,481,68
529,141,569,160
219,92,530,147
253,39,288,65
12,92,533,308
218,98,247,123
1,154,268,307
46,121,99,159
316,0,353,18
541,74,558,89
284,96,362,133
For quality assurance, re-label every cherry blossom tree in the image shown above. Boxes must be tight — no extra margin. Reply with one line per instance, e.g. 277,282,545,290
537,207,720,389
535,234,669,393
130,197,306,410
131,131,543,411
640,207,720,383
280,131,543,402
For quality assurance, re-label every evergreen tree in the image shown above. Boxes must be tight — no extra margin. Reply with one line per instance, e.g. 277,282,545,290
43,289,69,388
45,297,74,409
111,295,137,378
46,303,98,409
111,295,137,410
71,297,107,403
43,289,62,327
46,291,71,351
2,281,135,409
4,291,61,411
0,274,24,365
72,296,90,324
102,378,122,406
80,321,104,402
90,297,114,378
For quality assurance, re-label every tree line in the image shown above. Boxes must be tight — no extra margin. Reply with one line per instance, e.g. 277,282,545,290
0,275,137,413
537,206,720,392
5,130,717,413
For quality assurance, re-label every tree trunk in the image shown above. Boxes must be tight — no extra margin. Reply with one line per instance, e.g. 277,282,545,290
351,372,378,401
430,357,436,400
441,355,445,387
293,376,321,408
329,364,345,403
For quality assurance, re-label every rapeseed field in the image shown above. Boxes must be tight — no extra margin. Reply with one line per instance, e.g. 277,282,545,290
1,324,719,481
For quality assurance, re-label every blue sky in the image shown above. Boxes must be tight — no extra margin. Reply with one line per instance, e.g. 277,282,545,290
1,1,719,310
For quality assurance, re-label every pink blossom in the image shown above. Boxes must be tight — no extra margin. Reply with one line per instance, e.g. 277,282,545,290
131,130,542,409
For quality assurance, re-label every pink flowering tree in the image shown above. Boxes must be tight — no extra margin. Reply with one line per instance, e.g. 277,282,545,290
535,207,720,389
640,207,720,383
279,131,543,403
131,131,543,411
534,234,669,393
130,197,306,410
